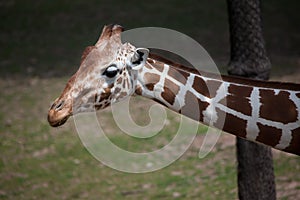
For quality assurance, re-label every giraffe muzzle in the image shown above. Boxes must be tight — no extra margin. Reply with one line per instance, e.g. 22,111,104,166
48,99,73,127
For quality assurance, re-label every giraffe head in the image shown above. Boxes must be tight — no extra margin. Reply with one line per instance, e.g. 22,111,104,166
48,24,149,127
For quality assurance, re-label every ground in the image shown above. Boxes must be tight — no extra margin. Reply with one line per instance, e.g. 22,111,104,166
0,71,299,199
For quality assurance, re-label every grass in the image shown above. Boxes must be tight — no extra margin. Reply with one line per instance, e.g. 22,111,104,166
0,0,299,77
0,77,299,199
0,0,299,199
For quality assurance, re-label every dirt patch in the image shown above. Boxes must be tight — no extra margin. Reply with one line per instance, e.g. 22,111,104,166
271,69,300,83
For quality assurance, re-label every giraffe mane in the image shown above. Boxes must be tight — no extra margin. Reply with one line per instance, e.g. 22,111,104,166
149,53,300,91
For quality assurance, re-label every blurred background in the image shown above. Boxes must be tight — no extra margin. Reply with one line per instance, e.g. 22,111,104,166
0,0,299,199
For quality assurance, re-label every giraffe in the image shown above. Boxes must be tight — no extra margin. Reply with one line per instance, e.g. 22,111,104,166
48,24,300,155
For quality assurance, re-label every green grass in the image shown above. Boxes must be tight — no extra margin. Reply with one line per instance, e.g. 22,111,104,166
0,78,299,199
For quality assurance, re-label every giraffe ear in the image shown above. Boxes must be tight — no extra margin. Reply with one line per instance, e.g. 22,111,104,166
129,48,149,70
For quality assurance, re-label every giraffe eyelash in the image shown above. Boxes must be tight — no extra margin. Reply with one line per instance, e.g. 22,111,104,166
103,64,119,78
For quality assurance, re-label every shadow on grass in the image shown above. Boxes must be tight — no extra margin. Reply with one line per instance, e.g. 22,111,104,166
0,0,299,78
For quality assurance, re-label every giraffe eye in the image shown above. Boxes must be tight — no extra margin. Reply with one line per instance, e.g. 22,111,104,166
103,65,119,78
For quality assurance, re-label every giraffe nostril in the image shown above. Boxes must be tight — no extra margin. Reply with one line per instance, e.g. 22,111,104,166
52,100,65,111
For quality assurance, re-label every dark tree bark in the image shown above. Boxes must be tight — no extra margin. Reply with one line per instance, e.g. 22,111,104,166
226,0,276,199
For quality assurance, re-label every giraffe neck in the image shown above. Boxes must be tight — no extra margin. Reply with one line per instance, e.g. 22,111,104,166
135,54,300,155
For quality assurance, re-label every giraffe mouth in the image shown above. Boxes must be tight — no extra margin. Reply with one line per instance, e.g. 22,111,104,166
48,99,73,127
48,111,70,127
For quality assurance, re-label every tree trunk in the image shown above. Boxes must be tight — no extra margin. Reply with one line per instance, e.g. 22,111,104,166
226,0,276,199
